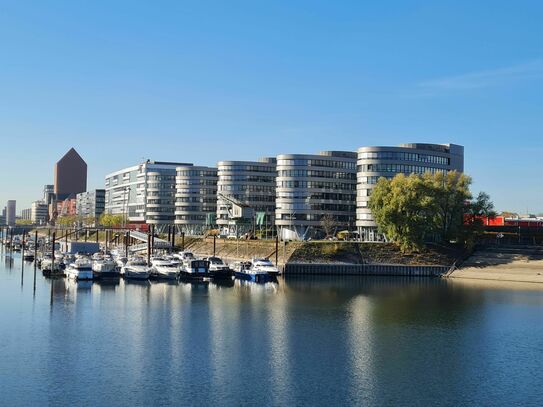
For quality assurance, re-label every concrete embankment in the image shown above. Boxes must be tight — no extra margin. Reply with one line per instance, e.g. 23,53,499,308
449,245,543,284
185,239,460,276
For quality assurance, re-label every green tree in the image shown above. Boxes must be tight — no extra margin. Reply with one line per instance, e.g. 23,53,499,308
369,171,494,252
369,173,435,252
99,213,124,227
424,171,472,242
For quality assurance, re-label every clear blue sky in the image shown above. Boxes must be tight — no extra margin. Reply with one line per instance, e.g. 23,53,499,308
1,1,542,214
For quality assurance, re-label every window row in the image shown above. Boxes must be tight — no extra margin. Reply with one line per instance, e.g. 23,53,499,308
278,170,356,180
359,151,450,165
278,159,356,170
358,164,446,174
278,181,357,190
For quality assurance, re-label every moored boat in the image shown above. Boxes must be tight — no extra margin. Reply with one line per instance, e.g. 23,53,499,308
65,258,94,281
205,256,232,279
121,257,151,280
180,259,210,280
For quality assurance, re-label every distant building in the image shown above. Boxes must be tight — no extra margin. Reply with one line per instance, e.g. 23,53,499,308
275,151,357,240
21,208,32,221
54,148,87,200
76,189,105,220
31,201,49,225
6,200,16,226
356,143,465,241
43,184,55,204
56,197,77,217
105,160,192,230
216,158,276,237
174,166,218,235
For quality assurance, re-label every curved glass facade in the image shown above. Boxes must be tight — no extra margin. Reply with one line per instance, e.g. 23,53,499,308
275,151,357,240
356,143,464,241
174,166,218,234
216,158,276,236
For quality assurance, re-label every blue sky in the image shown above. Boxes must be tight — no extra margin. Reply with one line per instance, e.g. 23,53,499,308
1,1,542,213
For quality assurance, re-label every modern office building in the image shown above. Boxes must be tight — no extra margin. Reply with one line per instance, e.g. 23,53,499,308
275,151,357,240
76,189,105,220
43,184,55,204
31,201,49,225
216,158,277,237
174,166,218,235
21,208,32,221
6,200,16,227
105,160,192,230
356,143,465,241
54,148,87,200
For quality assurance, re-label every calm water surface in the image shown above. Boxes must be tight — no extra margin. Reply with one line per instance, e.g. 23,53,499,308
1,251,543,406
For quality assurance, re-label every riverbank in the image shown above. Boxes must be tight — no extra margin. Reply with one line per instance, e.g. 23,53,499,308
185,238,462,268
449,245,543,285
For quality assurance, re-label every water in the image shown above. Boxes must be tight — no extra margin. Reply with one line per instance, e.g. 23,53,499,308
1,251,543,406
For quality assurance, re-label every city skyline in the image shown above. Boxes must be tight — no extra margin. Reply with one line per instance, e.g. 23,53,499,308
1,1,542,213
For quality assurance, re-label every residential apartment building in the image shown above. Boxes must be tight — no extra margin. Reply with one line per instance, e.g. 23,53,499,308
216,158,276,237
31,201,49,225
174,166,218,235
76,189,105,220
21,208,32,221
105,160,191,230
356,143,465,241
275,151,357,240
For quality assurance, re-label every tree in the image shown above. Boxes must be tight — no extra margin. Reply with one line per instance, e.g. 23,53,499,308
369,171,494,252
463,192,497,247
370,173,435,252
99,213,124,227
320,214,338,238
424,171,472,242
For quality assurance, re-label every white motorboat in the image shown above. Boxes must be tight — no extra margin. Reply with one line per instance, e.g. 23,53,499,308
180,259,210,279
65,258,94,281
250,258,281,276
92,257,119,278
121,257,150,280
205,256,232,279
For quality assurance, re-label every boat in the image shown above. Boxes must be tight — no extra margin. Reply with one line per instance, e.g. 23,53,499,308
64,258,94,281
173,251,195,263
232,260,273,283
205,256,232,279
180,259,210,280
250,258,281,276
92,257,119,278
150,256,180,280
23,253,35,262
120,257,150,280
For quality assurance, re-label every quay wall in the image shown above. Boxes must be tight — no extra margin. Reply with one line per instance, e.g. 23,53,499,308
284,262,449,277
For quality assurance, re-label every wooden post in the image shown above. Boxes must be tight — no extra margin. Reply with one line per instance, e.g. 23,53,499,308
147,228,151,265
151,225,155,256
213,234,216,256
34,230,38,262
51,232,56,274
125,231,129,258
181,232,185,251
275,235,279,266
